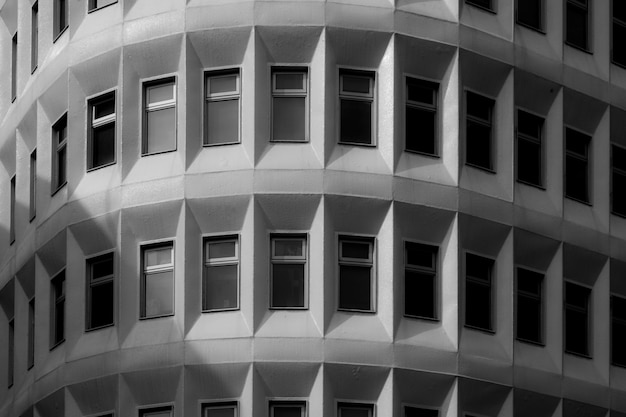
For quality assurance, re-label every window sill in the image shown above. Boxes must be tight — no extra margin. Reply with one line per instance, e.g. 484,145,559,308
337,307,376,314
87,1,118,13
464,324,495,334
270,139,309,144
31,65,38,75
611,210,626,219
565,350,592,359
565,41,593,55
87,161,116,172
53,25,69,43
516,178,545,190
202,141,240,148
11,96,16,103
27,364,34,371
202,307,240,313
51,182,67,197
50,339,65,351
612,59,626,71
565,195,592,206
611,361,626,369
338,141,376,148
516,336,545,347
404,149,440,159
516,20,545,35
141,148,177,157
404,313,439,322
29,214,36,223
85,322,114,333
269,306,309,311
465,162,496,174
139,312,175,320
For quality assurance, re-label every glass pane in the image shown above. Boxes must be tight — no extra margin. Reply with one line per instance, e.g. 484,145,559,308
517,0,542,29
339,265,371,310
342,241,370,260
405,270,436,319
615,22,626,66
340,100,372,144
208,240,237,259
145,246,172,267
616,1,626,22
565,308,588,355
57,146,67,186
517,137,542,186
209,75,238,95
517,110,543,138
90,281,114,328
405,407,438,417
144,412,171,417
275,73,304,90
94,96,115,119
93,124,115,168
466,92,493,121
274,239,303,257
614,172,626,215
407,82,436,105
466,253,492,282
144,270,174,317
55,300,65,343
613,296,626,320
614,145,626,171
566,282,590,308
146,107,176,153
342,75,371,94
205,407,236,417
204,265,238,310
91,255,114,280
517,294,541,342
273,97,306,142
207,99,239,144
340,407,371,417
566,129,590,156
517,268,543,295
147,83,173,104
565,155,589,202
273,406,303,417
406,242,436,268
406,106,436,155
613,318,626,366
272,264,305,308
566,4,588,49
466,120,492,169
465,281,491,330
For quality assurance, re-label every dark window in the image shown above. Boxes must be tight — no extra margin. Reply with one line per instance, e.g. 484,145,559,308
31,3,38,72
516,0,543,30
30,150,36,221
405,77,438,156
565,127,591,203
566,0,590,51
86,253,114,330
203,236,239,312
141,242,175,319
88,0,117,12
339,70,375,145
27,297,35,369
338,236,375,312
52,114,68,193
516,110,544,187
11,33,17,102
270,401,306,417
614,1,626,66
612,145,626,216
516,268,544,344
465,253,494,332
466,0,493,12
50,270,65,348
565,281,591,356
142,78,176,155
405,406,438,417
338,403,374,417
53,0,68,40
202,402,237,417
272,68,308,142
139,406,172,417
205,69,240,145
10,175,15,244
404,242,438,320
8,318,14,387
88,92,116,170
612,295,626,367
271,235,307,309
465,91,495,171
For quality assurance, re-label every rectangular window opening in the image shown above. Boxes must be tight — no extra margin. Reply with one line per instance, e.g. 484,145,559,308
339,69,375,146
614,1,626,66
516,109,544,188
202,402,238,417
142,78,176,155
405,77,439,156
565,281,591,357
10,175,16,244
612,144,626,216
30,150,36,221
86,252,115,330
205,69,241,146
139,406,173,417
465,252,494,332
52,114,68,193
338,236,375,313
141,242,175,319
53,0,68,40
271,235,308,309
31,2,38,72
88,92,116,170
565,127,591,204
612,295,626,367
27,297,35,369
516,0,543,31
404,241,438,320
203,236,239,312
338,403,374,417
270,401,307,417
465,91,495,172
272,67,309,142
11,33,17,102
566,0,590,51
516,267,544,344
50,270,65,348
8,318,14,387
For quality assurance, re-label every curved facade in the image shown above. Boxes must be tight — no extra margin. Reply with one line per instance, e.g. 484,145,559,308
1,0,626,416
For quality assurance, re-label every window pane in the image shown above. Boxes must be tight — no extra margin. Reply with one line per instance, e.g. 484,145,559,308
145,247,172,267
342,241,370,259
272,264,305,308
517,294,541,342
466,120,492,169
90,281,114,328
207,99,239,144
565,155,588,202
407,82,436,105
614,145,626,171
517,0,542,29
466,253,492,281
91,256,114,280
613,319,626,366
405,270,436,319
274,406,303,417
145,270,174,317
148,83,173,104
273,97,306,141
204,264,238,310
517,268,542,294
146,107,176,154
57,145,67,186
275,73,304,90
340,100,372,144
616,1,626,21
274,239,303,257
614,171,626,215
406,242,435,268
95,97,115,119
55,299,65,343
209,75,238,95
340,407,371,417
565,308,588,355
208,241,237,259
566,129,589,156
406,106,436,155
466,92,493,121
343,76,371,94
566,4,588,49
518,110,543,138
517,137,542,186
566,282,589,308
93,124,115,167
405,407,438,417
206,408,236,417
466,281,491,330
339,265,371,310
144,412,171,417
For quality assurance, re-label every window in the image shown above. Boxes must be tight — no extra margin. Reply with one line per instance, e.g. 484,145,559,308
404,406,438,417
564,281,591,356
405,77,439,156
614,1,626,66
28,297,35,369
88,0,117,12
565,127,591,204
30,150,36,221
139,406,173,417
8,318,14,387
53,0,68,40
516,0,543,31
203,236,239,312
202,402,237,417
141,242,174,319
404,242,438,320
465,0,493,12
516,268,543,344
88,92,116,170
205,69,240,145
516,110,544,187
270,401,306,417
11,33,17,102
270,235,307,309
50,270,65,348
52,114,67,193
10,175,15,244
31,2,38,72
612,144,626,216
338,236,375,312
565,0,590,51
338,403,373,417
612,296,626,367
86,252,114,330
465,91,495,171
339,69,375,146
465,253,494,332
142,78,176,155
271,68,308,142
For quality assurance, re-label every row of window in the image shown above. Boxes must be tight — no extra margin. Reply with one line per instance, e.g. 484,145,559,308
5,234,626,388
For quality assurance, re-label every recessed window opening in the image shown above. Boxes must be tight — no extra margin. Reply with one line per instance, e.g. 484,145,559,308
405,77,439,156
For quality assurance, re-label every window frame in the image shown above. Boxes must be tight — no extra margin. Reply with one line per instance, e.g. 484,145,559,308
87,90,117,171
464,251,495,333
202,401,238,417
611,143,626,217
564,126,592,205
140,241,175,320
142,76,177,156
31,2,38,73
515,0,544,32
515,266,545,346
51,113,68,195
337,401,375,417
270,233,308,310
337,234,376,313
29,149,36,221
515,108,545,189
338,68,376,147
403,240,439,321
204,68,241,146
564,280,592,358
269,400,307,417
270,66,309,143
88,0,117,13
202,234,240,313
565,0,591,52
53,0,68,41
50,269,66,349
464,89,496,173
85,251,115,331
404,75,440,157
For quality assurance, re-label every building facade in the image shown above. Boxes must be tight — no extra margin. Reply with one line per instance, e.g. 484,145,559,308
0,0,626,416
